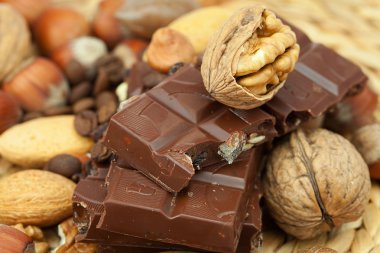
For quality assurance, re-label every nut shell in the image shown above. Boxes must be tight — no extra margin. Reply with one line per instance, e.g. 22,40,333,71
201,6,299,109
0,91,22,134
146,27,196,73
0,170,76,227
0,4,32,83
33,7,90,54
3,57,69,112
263,128,370,239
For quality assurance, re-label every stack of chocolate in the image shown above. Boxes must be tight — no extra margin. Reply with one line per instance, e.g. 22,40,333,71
72,22,367,253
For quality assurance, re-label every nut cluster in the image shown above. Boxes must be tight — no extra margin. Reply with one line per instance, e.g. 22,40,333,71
201,6,299,109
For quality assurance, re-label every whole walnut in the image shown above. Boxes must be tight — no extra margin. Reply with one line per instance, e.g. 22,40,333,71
0,4,32,83
263,128,370,240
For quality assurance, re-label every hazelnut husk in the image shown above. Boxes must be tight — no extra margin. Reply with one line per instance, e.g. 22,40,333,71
263,128,370,240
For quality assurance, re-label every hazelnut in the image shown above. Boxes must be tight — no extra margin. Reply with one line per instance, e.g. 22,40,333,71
0,0,50,24
0,4,32,83
33,7,90,55
350,123,380,166
263,128,370,239
325,85,378,134
51,36,107,85
146,27,197,73
0,91,22,134
3,57,70,112
92,0,127,48
112,39,148,69
201,6,299,109
0,224,35,253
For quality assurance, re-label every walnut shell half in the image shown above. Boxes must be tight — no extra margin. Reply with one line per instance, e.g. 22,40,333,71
201,5,299,109
263,128,370,240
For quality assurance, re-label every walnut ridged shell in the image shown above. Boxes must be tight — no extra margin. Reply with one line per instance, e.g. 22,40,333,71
201,5,299,109
0,4,32,83
263,128,370,239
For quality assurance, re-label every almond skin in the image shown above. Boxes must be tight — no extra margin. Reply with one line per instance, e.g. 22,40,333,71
0,170,76,227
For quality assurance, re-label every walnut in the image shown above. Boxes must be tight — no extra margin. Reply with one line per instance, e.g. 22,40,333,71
0,4,32,83
300,246,337,253
201,5,299,109
263,128,370,240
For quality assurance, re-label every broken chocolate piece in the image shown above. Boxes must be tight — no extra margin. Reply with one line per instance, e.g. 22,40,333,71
95,148,262,253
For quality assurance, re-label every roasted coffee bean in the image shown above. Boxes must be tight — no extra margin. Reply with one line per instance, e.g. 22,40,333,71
91,142,112,163
95,54,125,84
168,62,185,76
93,68,109,95
65,60,87,85
43,106,72,116
73,98,96,114
90,123,109,141
46,154,82,178
96,91,118,123
69,82,92,104
74,110,98,136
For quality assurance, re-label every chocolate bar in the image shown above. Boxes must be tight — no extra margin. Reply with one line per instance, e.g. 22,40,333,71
105,26,366,192
73,165,262,253
93,147,262,253
105,65,276,192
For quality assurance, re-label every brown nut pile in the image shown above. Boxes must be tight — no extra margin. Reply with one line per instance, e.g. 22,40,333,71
263,128,371,240
201,5,299,109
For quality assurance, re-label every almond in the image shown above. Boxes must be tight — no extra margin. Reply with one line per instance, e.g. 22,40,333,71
0,115,93,168
0,170,76,227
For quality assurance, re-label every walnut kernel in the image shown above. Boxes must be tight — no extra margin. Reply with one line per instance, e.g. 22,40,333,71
201,5,299,109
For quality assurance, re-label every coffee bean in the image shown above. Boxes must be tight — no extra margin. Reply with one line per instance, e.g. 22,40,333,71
65,59,87,85
90,123,109,141
168,62,185,76
96,91,118,123
73,98,96,114
93,68,109,95
74,110,98,136
43,106,72,116
69,82,92,104
91,142,112,163
95,54,125,84
46,154,82,178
